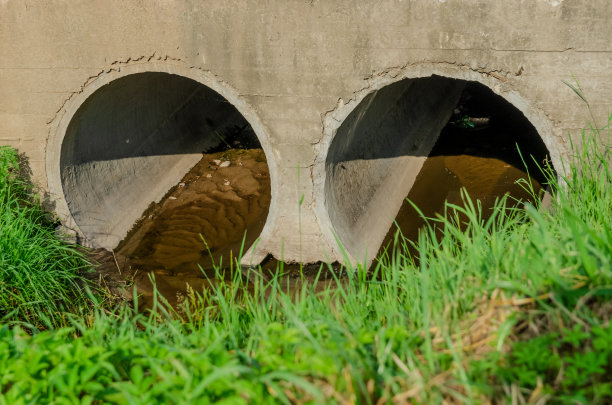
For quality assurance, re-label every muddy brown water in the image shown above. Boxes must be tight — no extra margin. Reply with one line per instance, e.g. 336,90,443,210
118,148,270,273
91,126,547,308
378,124,546,259
92,148,271,307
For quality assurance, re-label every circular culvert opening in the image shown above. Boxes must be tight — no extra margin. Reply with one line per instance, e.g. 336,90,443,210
60,72,271,276
324,76,552,263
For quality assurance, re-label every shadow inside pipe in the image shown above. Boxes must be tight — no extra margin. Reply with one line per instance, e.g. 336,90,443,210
60,72,268,250
324,76,552,263
62,73,258,163
376,81,551,261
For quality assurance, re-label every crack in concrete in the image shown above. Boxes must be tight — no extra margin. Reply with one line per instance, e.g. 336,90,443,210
47,53,187,126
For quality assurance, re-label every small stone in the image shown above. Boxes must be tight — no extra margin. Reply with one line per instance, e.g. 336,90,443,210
178,182,185,187
219,161,231,168
224,180,230,186
169,196,177,200
206,173,212,178
212,159,221,165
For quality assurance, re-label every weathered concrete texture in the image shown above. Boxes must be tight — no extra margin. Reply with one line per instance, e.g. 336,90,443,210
325,77,465,264
1,0,611,265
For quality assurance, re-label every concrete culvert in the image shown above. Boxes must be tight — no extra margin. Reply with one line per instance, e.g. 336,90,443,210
324,76,551,265
60,72,271,274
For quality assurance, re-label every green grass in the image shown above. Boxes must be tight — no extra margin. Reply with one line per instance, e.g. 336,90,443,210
0,113,611,403
0,146,95,329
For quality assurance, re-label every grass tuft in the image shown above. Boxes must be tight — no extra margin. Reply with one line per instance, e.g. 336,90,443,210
0,146,95,329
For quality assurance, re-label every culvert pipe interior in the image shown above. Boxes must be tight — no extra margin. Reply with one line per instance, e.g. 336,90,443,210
60,72,270,256
325,76,552,265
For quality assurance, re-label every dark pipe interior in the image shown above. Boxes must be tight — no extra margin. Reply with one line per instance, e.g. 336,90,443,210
325,76,466,259
323,75,552,263
378,81,551,259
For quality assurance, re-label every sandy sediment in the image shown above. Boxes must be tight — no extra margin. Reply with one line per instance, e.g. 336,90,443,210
92,148,271,307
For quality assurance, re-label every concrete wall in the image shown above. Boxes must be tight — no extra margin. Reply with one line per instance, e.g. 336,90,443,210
1,0,611,265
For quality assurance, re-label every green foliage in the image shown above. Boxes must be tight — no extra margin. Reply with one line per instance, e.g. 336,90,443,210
452,114,476,129
470,323,612,403
0,146,95,328
0,316,276,404
466,112,612,403
0,146,18,188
